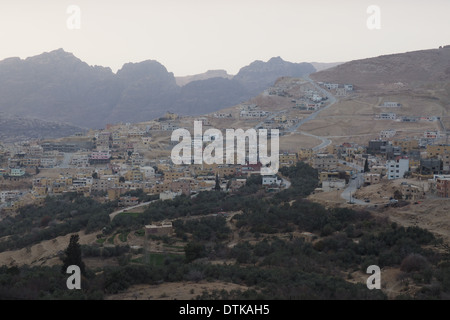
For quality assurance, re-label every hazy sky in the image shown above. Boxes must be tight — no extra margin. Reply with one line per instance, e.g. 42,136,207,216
0,0,449,76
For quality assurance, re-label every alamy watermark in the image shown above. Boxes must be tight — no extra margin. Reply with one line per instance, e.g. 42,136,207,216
66,265,81,289
171,121,279,175
67,5,81,30
367,5,381,30
366,265,381,289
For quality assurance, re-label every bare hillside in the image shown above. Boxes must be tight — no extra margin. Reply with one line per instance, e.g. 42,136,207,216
311,46,450,90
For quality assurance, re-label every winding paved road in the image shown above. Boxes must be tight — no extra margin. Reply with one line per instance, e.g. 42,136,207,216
109,200,158,221
337,160,370,206
287,75,337,133
285,74,337,152
298,131,332,152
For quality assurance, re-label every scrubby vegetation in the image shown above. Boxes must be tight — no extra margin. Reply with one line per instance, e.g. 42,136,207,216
0,193,116,252
0,161,449,300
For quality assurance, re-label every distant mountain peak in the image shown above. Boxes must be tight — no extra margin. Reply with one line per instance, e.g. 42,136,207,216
36,48,75,58
0,48,316,130
118,59,173,76
121,59,165,67
50,48,70,54
268,56,284,63
234,57,315,92
25,48,82,66
175,69,233,86
204,69,230,75
117,59,175,83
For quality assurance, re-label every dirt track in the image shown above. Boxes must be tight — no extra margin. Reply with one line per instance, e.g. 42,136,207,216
105,281,249,300
0,231,98,267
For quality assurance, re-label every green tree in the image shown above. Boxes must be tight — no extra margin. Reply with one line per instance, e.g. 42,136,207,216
364,159,370,173
61,234,86,275
119,176,125,183
184,241,205,263
214,174,221,191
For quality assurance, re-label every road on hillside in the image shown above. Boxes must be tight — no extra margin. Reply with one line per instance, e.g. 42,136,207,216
109,200,158,221
340,173,367,205
337,160,369,206
283,74,337,152
298,131,332,151
109,173,293,222
287,75,337,133
251,75,337,152
282,177,291,189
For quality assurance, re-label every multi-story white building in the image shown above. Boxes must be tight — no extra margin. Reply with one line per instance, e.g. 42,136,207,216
311,94,323,102
344,84,353,91
140,166,156,179
262,175,282,186
10,168,25,176
386,158,409,180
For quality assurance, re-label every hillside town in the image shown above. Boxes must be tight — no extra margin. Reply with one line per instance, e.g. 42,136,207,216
1,101,449,216
2,0,450,303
